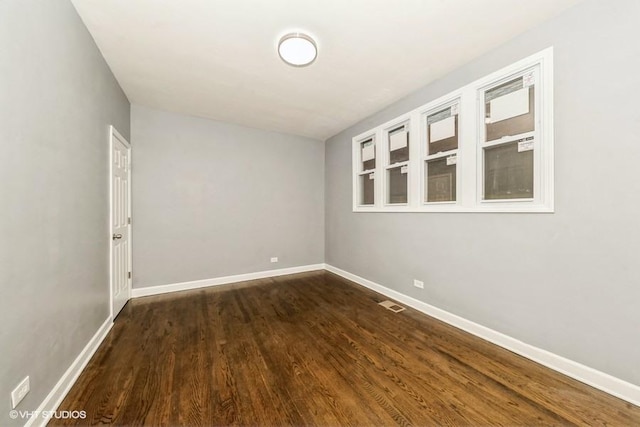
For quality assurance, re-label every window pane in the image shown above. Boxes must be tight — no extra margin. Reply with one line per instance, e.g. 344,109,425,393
359,173,375,205
361,139,375,171
389,128,409,164
426,158,456,202
485,76,535,142
484,142,533,200
427,107,458,155
387,166,408,204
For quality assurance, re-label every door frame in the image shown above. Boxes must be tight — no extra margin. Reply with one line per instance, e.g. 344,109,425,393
109,125,132,320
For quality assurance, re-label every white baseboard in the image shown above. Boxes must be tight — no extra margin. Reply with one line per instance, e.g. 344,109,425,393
25,317,113,427
132,264,325,298
324,264,640,407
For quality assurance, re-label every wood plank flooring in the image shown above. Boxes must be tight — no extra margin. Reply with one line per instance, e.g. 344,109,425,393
52,271,640,426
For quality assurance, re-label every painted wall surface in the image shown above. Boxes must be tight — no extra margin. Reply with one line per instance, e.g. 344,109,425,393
325,0,640,386
131,105,324,288
0,0,130,424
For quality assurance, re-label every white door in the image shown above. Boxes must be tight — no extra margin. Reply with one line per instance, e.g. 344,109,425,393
110,126,131,319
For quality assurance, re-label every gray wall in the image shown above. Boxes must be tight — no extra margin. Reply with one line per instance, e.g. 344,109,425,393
0,0,130,424
131,105,324,288
325,0,640,386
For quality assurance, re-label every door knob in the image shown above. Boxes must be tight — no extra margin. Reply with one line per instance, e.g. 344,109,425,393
113,234,123,240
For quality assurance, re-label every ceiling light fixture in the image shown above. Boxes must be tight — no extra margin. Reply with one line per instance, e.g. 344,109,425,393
277,32,317,67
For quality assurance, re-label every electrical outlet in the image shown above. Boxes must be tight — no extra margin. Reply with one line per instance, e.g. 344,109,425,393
11,376,30,409
413,279,424,289
270,257,278,263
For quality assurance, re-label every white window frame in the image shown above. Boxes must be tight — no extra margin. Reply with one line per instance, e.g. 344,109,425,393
351,47,554,213
382,116,412,207
352,133,379,211
420,96,462,207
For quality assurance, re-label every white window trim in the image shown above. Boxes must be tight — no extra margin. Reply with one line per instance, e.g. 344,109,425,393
352,47,554,213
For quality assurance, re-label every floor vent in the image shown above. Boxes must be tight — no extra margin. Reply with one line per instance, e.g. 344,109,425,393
378,300,406,313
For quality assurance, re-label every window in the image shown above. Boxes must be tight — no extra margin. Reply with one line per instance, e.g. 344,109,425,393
423,101,459,203
480,71,536,201
352,47,554,213
356,136,376,206
385,122,410,205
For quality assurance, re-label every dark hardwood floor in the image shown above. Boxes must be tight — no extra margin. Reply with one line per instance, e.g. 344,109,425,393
52,271,640,426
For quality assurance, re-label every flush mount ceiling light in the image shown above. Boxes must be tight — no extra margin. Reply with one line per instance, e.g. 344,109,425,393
277,32,317,67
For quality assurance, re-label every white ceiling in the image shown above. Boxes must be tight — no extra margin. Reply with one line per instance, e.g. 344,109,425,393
71,0,581,140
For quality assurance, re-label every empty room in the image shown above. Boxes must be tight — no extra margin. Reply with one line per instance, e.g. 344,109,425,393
2,0,640,425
